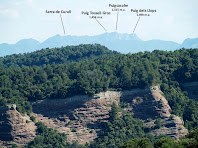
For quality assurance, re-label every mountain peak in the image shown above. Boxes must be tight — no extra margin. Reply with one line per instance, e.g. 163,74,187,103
99,32,141,41
179,38,198,48
16,39,40,45
54,34,61,37
1,33,197,57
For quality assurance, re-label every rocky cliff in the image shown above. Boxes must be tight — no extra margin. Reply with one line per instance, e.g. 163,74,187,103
32,92,121,144
0,105,36,147
31,85,188,144
0,85,188,146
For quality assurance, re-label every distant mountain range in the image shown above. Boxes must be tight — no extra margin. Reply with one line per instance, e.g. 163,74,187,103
0,32,198,57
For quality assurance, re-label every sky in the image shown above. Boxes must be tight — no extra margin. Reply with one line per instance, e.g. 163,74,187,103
0,0,198,44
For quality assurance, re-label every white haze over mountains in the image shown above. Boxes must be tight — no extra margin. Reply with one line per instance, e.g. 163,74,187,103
0,32,198,57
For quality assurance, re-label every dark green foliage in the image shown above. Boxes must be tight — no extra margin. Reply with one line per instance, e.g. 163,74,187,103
169,115,174,120
120,138,153,148
25,124,198,148
1,46,196,148
11,144,18,148
161,84,198,130
173,49,198,83
30,116,36,122
180,128,198,148
154,118,161,125
0,47,162,113
1,44,118,68
90,111,152,148
154,137,183,148
186,128,198,141
25,122,87,148
71,128,77,132
120,127,198,148
25,122,67,148
0,46,198,130
109,102,119,122
89,104,170,148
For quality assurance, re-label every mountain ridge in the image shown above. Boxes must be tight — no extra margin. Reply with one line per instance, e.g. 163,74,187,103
1,32,197,57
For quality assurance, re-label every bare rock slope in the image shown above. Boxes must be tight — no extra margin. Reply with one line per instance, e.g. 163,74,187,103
0,86,188,146
0,105,36,147
32,85,188,144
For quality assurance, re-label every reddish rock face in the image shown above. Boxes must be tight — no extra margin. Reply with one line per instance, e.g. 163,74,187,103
0,105,36,147
32,86,188,144
0,86,189,146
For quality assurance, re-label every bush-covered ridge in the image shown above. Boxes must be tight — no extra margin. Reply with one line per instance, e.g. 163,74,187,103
0,44,118,68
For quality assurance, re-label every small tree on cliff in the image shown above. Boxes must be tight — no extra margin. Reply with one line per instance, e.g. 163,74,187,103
109,102,119,122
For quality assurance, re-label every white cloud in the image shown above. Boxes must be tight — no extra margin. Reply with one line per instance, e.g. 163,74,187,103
0,9,20,18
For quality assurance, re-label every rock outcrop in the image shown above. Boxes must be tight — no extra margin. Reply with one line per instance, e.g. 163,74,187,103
148,116,188,141
0,86,188,146
32,92,121,144
0,105,36,147
32,85,188,144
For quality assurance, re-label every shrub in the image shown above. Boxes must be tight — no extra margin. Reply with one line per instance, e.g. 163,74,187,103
71,128,77,132
30,116,36,122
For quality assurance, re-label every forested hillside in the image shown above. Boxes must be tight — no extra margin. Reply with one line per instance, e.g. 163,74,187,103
0,45,198,147
0,47,198,127
0,44,118,68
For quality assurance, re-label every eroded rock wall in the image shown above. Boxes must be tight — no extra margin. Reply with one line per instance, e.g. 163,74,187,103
0,86,187,146
0,105,36,147
32,86,188,144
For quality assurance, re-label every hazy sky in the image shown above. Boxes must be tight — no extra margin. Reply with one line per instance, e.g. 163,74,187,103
0,0,198,44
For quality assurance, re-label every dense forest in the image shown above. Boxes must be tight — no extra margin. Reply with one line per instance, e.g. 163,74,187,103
0,44,198,147
0,44,118,68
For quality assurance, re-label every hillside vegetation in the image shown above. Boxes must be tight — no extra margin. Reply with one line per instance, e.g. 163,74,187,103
0,45,198,147
0,44,118,68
